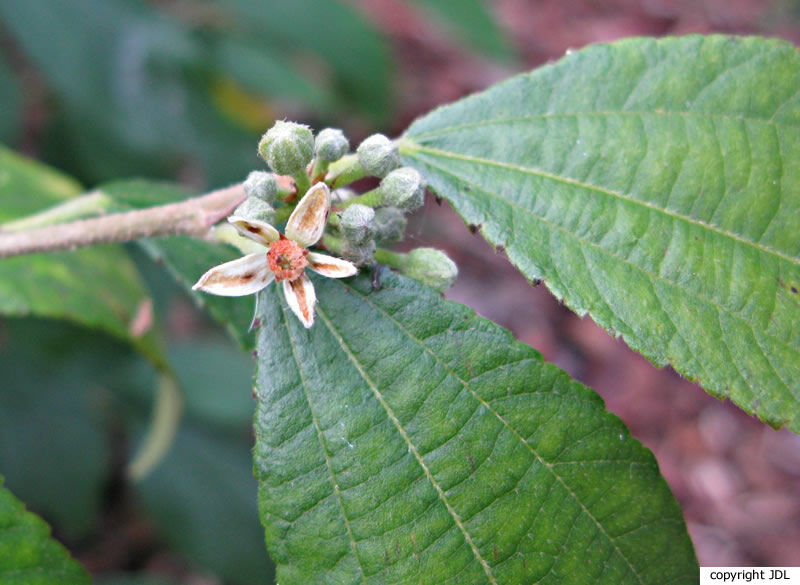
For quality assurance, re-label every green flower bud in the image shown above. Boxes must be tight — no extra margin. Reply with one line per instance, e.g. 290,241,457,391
243,171,279,203
380,167,425,210
356,133,399,178
342,239,376,267
233,197,275,225
315,128,350,162
340,203,375,246
258,121,314,175
402,247,458,292
373,207,407,243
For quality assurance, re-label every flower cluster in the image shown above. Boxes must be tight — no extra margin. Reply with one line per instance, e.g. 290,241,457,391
193,182,356,328
193,121,458,328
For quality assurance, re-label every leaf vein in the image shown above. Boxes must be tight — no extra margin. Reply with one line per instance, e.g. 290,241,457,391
341,284,647,585
280,300,369,585
410,143,798,266
316,306,499,585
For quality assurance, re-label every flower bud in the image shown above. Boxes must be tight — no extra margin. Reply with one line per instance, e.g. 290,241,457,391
356,134,399,178
402,247,458,292
373,207,407,243
315,128,350,162
380,167,425,211
342,239,376,267
233,196,275,224
340,204,375,246
258,121,314,175
243,171,279,203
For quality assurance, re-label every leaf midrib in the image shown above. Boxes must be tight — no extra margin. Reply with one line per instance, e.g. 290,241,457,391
280,299,369,585
315,306,499,585
409,150,800,412
320,286,646,585
405,142,799,267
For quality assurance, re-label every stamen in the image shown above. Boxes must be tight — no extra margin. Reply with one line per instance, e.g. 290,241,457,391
267,238,309,281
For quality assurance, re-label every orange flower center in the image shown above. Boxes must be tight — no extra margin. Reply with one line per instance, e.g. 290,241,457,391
267,237,308,281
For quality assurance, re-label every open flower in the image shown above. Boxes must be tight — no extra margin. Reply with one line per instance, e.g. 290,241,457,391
193,182,357,328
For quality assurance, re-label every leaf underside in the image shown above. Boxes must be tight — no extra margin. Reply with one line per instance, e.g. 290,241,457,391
0,475,90,585
254,272,697,585
401,35,800,432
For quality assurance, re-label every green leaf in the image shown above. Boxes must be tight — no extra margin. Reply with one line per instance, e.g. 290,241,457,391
215,0,392,122
253,271,697,585
409,0,515,62
400,35,800,432
0,319,121,538
0,148,165,365
0,474,90,585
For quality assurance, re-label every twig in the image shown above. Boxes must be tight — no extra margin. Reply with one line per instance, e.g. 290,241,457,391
0,183,246,259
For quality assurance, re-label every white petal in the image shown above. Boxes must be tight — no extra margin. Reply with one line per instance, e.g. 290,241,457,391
307,252,358,279
285,182,330,247
192,253,274,296
228,216,280,246
282,273,316,328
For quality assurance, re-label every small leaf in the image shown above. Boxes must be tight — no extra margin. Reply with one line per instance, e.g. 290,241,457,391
0,148,165,365
254,271,697,585
0,474,90,585
401,35,800,432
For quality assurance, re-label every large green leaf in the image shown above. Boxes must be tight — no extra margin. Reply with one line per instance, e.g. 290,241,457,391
0,148,165,364
0,475,90,585
0,319,124,539
254,271,697,585
400,35,800,432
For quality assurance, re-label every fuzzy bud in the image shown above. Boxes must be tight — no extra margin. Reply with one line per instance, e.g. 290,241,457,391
380,167,425,211
233,197,275,224
315,128,350,162
402,247,458,292
373,207,407,243
340,204,375,246
356,134,399,178
342,239,376,267
258,121,314,175
243,171,279,203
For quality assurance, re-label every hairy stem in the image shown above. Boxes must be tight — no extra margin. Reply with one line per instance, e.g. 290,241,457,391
1,191,112,232
0,183,246,259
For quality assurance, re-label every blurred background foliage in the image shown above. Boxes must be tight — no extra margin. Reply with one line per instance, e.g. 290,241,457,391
0,1,799,583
